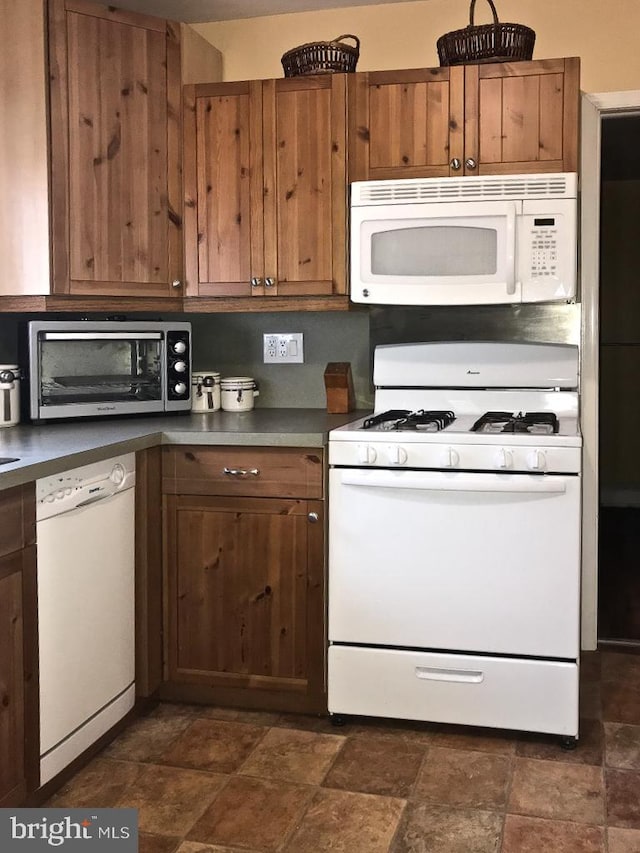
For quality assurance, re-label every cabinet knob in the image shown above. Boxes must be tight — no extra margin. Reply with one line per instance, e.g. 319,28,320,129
251,277,263,288
308,512,319,523
265,277,276,288
450,158,462,171
171,279,182,289
465,158,477,170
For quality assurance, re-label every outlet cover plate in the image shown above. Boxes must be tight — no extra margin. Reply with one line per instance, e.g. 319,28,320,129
263,333,304,364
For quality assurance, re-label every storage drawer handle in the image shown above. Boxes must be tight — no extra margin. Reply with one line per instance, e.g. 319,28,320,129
415,666,484,684
223,467,260,477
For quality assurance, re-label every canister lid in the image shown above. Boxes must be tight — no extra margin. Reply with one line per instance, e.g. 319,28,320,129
192,370,220,382
221,376,255,389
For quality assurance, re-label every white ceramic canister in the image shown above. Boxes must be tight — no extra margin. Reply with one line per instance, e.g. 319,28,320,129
191,371,221,413
220,377,259,412
0,365,21,428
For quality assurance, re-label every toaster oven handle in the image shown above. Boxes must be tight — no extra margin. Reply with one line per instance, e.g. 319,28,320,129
41,332,163,341
505,202,517,296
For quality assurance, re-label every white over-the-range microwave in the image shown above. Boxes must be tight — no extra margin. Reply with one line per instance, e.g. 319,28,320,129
350,172,577,306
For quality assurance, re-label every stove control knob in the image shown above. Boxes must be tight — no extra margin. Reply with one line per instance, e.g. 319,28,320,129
387,445,408,465
440,447,460,468
357,444,377,465
173,360,187,373
527,449,546,471
494,448,513,469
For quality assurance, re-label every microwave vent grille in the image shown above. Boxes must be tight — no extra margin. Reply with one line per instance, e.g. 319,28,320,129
352,173,576,205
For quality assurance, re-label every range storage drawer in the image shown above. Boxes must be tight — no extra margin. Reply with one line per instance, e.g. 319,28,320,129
162,446,324,498
328,645,579,736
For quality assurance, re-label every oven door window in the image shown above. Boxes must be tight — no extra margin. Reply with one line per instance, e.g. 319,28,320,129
38,333,163,407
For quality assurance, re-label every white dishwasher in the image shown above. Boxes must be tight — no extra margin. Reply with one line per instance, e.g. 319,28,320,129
36,453,136,785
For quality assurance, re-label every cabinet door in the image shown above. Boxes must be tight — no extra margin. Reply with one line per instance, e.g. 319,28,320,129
348,67,465,181
48,0,182,297
263,75,347,296
0,552,25,807
467,57,580,175
166,494,325,712
183,81,264,297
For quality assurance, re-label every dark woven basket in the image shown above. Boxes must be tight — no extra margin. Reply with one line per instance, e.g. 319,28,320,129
437,0,535,66
281,34,360,77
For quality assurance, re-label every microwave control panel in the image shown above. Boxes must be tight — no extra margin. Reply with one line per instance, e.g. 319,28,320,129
529,218,559,279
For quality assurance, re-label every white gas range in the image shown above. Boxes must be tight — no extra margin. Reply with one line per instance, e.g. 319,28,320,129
328,341,582,746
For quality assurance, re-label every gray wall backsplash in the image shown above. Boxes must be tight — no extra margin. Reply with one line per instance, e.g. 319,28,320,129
0,301,580,412
189,310,373,408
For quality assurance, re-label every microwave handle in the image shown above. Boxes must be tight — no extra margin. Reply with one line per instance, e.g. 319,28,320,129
505,202,517,296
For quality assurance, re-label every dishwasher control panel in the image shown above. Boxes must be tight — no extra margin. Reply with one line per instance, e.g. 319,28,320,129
36,453,136,521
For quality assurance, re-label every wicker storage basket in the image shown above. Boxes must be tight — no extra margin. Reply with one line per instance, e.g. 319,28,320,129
281,34,360,77
437,0,535,67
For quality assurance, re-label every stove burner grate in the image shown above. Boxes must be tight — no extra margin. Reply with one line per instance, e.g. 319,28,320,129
363,409,456,432
471,411,559,435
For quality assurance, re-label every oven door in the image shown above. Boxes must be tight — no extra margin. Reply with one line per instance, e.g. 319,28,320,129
350,200,521,306
31,330,166,420
328,467,581,659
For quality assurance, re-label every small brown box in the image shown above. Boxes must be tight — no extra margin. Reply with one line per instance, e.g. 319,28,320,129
324,362,355,414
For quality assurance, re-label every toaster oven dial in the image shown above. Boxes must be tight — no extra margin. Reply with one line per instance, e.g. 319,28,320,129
172,340,187,355
173,360,187,373
173,382,188,396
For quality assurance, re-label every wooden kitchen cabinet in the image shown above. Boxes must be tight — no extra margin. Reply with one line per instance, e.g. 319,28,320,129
0,485,37,808
0,0,220,311
161,446,326,713
183,75,348,305
348,57,580,180
48,0,183,299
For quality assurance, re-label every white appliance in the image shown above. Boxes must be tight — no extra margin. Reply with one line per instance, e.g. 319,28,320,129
328,341,582,745
36,454,136,785
350,172,577,306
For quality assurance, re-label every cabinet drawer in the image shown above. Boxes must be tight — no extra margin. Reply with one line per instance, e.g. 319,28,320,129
328,645,579,736
162,446,324,498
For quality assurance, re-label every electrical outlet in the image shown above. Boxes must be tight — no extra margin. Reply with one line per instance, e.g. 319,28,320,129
263,333,304,364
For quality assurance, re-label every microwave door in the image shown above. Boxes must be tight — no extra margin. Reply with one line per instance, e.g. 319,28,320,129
351,200,522,306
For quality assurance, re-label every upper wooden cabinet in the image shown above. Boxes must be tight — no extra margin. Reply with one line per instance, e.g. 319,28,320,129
0,0,220,308
183,75,348,300
48,0,183,298
349,57,580,181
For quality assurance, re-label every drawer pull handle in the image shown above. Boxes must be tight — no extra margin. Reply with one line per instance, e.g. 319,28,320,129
415,666,484,684
223,467,260,477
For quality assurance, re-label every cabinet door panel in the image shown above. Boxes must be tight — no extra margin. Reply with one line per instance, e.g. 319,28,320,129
49,0,181,297
0,554,25,807
349,68,463,181
196,93,252,290
473,58,579,174
274,87,332,288
67,12,167,286
169,496,323,696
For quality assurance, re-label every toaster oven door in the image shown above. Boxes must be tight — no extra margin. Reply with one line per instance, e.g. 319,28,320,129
33,331,165,419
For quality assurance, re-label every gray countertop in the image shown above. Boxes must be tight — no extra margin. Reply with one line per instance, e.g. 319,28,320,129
0,409,366,491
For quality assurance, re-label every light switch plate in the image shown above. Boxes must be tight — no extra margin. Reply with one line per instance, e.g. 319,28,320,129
263,333,304,364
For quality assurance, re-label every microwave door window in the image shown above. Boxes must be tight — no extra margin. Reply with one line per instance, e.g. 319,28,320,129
371,225,498,278
38,338,163,407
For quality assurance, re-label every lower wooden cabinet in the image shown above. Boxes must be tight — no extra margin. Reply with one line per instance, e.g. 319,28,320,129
161,446,326,713
0,485,37,807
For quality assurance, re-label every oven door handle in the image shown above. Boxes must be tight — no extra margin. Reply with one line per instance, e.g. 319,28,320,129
338,470,568,494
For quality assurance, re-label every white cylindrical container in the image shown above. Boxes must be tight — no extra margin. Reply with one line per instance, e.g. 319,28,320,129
191,371,221,413
220,377,259,412
0,365,21,428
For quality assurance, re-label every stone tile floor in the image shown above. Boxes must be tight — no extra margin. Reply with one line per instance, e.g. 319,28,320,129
46,651,640,853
